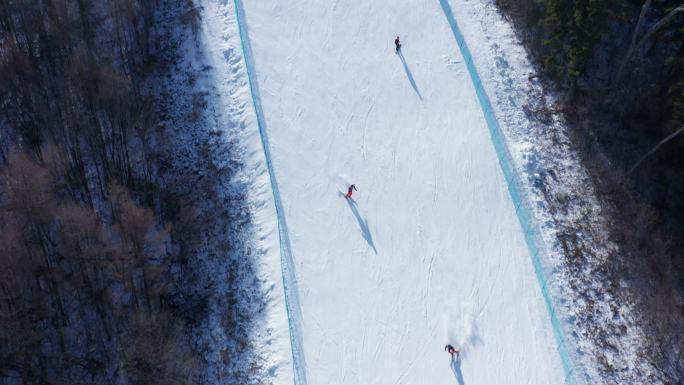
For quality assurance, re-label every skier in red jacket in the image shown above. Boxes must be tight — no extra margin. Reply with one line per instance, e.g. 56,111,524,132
345,184,357,199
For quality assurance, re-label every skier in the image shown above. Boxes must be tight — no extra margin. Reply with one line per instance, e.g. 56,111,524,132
345,184,357,199
445,344,460,359
395,36,401,52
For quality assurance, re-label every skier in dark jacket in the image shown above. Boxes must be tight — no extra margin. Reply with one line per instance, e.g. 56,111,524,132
445,344,460,358
395,36,401,52
345,184,357,199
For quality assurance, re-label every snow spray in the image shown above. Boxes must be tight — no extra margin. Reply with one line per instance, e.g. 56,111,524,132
442,302,481,358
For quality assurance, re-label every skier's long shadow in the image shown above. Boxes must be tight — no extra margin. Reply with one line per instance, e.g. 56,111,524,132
398,50,423,100
451,357,466,385
345,198,378,254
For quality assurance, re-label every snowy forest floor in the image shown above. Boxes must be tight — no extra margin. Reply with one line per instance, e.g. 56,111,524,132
148,0,291,383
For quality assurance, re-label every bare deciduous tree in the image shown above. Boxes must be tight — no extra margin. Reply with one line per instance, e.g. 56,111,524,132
616,2,684,80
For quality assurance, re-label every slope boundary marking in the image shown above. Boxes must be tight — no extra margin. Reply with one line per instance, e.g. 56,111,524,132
232,1,307,384
438,1,578,384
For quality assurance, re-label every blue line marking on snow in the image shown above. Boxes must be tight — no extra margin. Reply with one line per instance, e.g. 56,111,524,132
438,1,577,384
232,1,307,384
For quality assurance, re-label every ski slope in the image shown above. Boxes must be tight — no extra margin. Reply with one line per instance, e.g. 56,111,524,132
236,0,569,383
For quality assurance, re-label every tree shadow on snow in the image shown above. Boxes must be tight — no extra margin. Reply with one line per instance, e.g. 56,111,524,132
398,50,423,100
450,356,466,385
344,196,378,254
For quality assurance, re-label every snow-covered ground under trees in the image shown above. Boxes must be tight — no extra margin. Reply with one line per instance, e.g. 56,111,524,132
184,0,654,384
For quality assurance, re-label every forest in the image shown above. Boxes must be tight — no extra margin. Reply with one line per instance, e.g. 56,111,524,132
494,0,684,381
0,0,261,384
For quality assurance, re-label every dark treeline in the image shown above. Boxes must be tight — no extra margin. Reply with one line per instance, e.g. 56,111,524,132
0,0,158,193
495,0,684,381
0,0,202,384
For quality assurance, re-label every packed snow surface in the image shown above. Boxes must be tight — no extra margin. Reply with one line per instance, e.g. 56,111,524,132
234,0,570,383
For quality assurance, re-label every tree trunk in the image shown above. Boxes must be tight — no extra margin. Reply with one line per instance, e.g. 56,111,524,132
616,3,684,81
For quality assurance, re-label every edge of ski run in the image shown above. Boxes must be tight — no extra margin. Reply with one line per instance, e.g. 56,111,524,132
232,0,308,384
438,1,579,384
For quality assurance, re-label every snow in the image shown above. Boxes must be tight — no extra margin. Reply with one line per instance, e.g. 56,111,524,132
170,0,666,380
151,0,295,382
193,1,296,381
226,0,575,383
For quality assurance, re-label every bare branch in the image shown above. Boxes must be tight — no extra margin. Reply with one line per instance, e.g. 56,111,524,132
629,126,684,173
617,3,684,80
